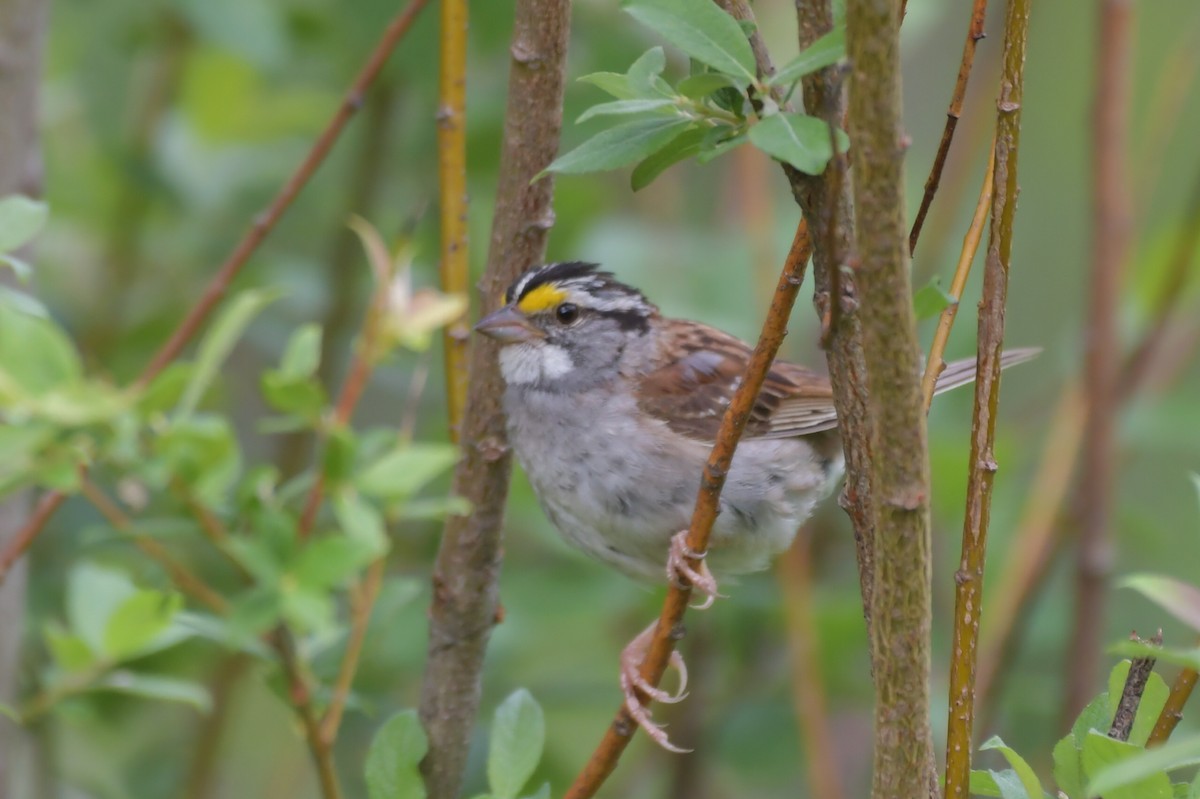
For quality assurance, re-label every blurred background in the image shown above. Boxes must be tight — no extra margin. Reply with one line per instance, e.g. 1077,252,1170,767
6,0,1200,796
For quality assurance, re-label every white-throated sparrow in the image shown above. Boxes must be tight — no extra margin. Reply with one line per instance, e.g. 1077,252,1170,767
475,261,1035,748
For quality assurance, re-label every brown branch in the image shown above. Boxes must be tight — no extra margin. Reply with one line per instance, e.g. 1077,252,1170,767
1109,631,1161,742
975,384,1085,723
909,0,989,255
437,0,470,441
565,216,814,799
920,140,995,410
78,478,228,615
1065,0,1132,724
1148,663,1199,746
417,0,570,794
272,629,344,799
0,0,430,586
319,558,385,744
777,529,846,799
942,0,1031,791
845,0,936,796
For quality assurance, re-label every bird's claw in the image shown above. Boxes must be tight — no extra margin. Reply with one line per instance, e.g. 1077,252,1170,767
620,624,692,753
667,530,722,609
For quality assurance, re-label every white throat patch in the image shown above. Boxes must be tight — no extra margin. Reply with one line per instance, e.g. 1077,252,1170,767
499,343,574,385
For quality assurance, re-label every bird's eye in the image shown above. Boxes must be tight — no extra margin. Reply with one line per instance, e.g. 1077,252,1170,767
555,303,580,324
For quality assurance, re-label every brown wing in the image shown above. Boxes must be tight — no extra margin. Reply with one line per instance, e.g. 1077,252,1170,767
634,319,840,442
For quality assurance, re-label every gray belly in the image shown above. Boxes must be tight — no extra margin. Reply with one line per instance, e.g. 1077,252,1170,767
505,387,842,582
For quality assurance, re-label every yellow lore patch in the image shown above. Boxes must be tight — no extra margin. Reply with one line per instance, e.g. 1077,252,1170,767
516,284,567,314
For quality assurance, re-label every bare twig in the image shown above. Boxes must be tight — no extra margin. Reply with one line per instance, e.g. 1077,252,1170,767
417,0,570,794
975,384,1085,723
1148,664,1199,746
0,0,431,586
79,479,228,614
944,0,1032,790
845,0,937,794
565,217,814,799
1066,0,1133,724
273,630,345,799
920,141,995,410
437,0,470,440
909,0,989,254
1109,631,1161,742
319,558,385,744
1119,170,1200,402
777,530,846,799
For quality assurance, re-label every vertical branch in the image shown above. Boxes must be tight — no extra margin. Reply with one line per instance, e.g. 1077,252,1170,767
1066,0,1133,724
0,0,48,791
844,1,935,797
942,0,1031,781
438,0,470,439
417,0,571,794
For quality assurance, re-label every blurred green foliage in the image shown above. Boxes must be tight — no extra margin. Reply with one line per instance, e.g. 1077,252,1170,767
3,0,1200,797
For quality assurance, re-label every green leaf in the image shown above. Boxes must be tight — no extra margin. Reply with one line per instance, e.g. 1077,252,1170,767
766,27,846,86
991,769,1036,799
1111,639,1200,672
323,426,358,485
261,371,327,420
631,125,708,191
748,112,846,174
1087,735,1200,798
44,625,97,672
577,98,678,124
1053,734,1084,799
675,72,738,98
0,307,83,394
696,128,748,163
488,689,545,799
0,195,49,253
280,323,323,379
138,363,194,416
355,443,460,500
521,786,550,799
228,587,284,636
393,495,473,521
176,288,279,417
1120,574,1200,633
578,71,639,100
365,710,429,799
67,563,138,654
969,770,1003,797
622,0,756,86
102,590,184,659
291,536,378,590
979,736,1045,799
1074,691,1114,745
0,282,48,315
281,586,334,633
154,415,241,505
334,491,390,555
95,671,212,714
1082,731,1172,799
914,276,957,320
544,116,696,176
626,46,672,97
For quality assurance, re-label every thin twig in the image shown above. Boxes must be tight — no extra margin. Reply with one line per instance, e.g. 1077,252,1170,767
437,0,470,441
565,219,814,799
79,479,228,614
417,0,571,794
909,0,989,255
1119,169,1200,402
1148,664,1199,746
1109,631,1161,742
777,529,846,799
920,140,995,411
319,558,385,744
0,0,431,586
942,0,1031,789
974,384,1085,725
273,629,345,799
1065,0,1133,725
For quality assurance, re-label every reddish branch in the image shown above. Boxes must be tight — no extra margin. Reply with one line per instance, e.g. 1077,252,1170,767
0,0,431,585
1149,664,1200,745
416,0,571,795
942,0,1031,790
909,0,989,254
565,220,814,799
1065,0,1133,724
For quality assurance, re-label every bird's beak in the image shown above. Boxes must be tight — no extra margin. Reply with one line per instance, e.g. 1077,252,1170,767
474,305,545,344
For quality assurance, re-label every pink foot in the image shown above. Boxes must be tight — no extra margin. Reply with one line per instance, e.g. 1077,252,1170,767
619,623,691,753
667,530,721,609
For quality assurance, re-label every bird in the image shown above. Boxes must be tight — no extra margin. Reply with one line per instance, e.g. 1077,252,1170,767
474,260,1036,750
